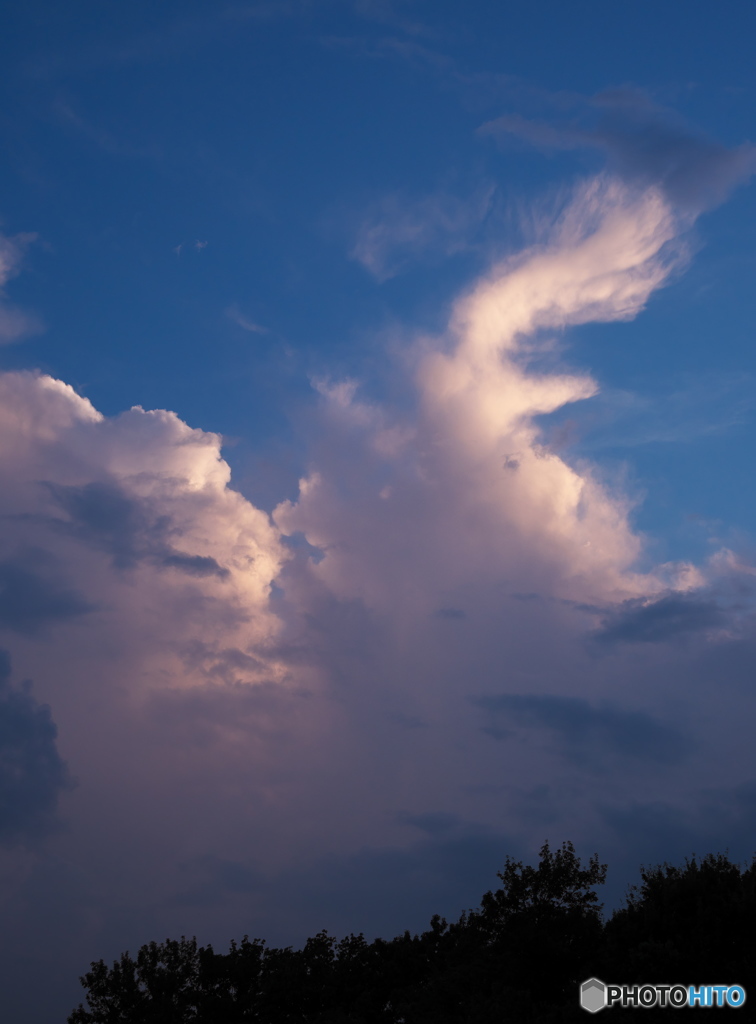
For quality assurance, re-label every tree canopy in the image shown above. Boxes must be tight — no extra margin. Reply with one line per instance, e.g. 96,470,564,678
68,842,756,1024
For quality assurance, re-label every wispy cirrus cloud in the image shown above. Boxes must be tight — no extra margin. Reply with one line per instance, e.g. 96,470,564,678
225,303,269,334
350,0,440,40
543,374,755,454
480,89,756,214
0,231,43,345
350,184,495,280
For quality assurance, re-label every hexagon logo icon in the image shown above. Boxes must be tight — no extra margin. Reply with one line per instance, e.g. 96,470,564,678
580,978,607,1013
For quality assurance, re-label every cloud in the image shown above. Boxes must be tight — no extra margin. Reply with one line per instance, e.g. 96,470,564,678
0,551,94,635
594,591,728,645
225,304,269,334
0,650,71,845
351,0,439,40
172,239,210,257
1,125,756,1023
591,89,756,212
224,1,312,24
434,606,467,620
398,811,461,835
596,780,756,907
548,374,755,453
350,185,495,281
0,231,44,345
177,824,525,946
33,7,310,82
0,370,287,691
281,175,690,625
45,479,229,578
472,693,692,769
481,90,756,215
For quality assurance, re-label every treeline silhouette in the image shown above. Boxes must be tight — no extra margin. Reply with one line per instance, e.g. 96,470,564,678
68,842,756,1023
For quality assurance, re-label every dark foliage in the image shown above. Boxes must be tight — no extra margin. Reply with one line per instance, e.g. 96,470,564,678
68,842,756,1023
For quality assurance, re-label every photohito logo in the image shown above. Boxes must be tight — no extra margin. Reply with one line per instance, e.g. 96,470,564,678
580,978,747,1012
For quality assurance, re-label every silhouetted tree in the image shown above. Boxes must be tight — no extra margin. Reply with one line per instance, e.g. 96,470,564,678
68,937,203,1023
602,851,756,1018
385,841,606,1023
68,843,755,1024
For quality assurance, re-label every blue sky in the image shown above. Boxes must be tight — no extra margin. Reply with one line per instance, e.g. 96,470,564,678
3,0,755,547
1,3,756,1022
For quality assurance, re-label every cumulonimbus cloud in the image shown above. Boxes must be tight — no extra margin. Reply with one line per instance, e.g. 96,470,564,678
278,176,696,619
0,171,744,842
0,371,289,696
1,130,756,1021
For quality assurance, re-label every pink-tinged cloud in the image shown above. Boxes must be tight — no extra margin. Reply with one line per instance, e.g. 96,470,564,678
0,371,288,692
2,169,756,1024
279,178,693,619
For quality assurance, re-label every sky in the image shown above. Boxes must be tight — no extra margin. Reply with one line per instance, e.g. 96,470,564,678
1,2,756,1020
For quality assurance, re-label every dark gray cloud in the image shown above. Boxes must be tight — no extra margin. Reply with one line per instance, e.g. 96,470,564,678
482,89,756,214
594,592,726,644
386,711,427,729
591,89,756,212
434,606,466,620
472,693,692,769
688,634,756,692
0,650,71,845
45,479,229,579
603,781,756,853
398,811,461,835
159,552,230,577
0,550,93,635
45,479,149,569
177,855,263,904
